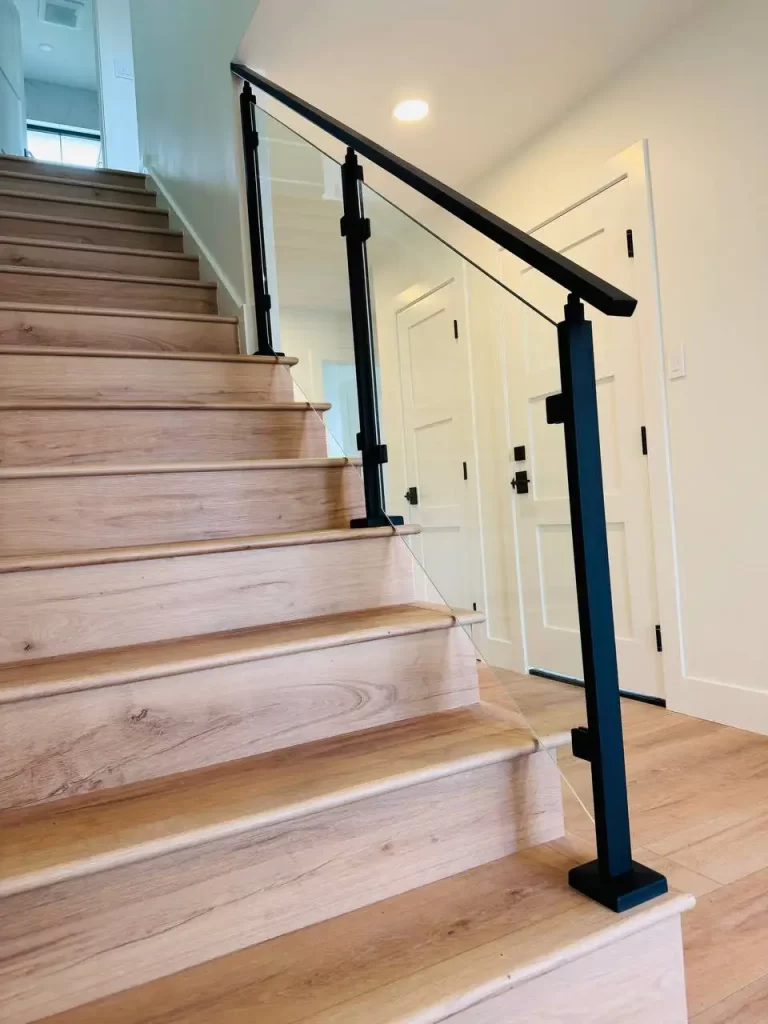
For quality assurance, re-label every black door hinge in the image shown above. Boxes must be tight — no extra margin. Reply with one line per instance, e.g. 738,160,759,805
641,425,648,455
462,461,468,481
472,602,477,612
655,624,663,652
453,319,459,339
626,229,635,258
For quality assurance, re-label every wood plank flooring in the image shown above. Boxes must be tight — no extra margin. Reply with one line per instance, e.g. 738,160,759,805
487,669,768,1022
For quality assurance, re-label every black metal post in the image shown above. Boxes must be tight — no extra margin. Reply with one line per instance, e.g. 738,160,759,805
239,82,276,356
555,293,667,912
340,148,403,529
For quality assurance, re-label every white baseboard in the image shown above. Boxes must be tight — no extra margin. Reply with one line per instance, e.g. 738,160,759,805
146,167,255,353
671,674,768,735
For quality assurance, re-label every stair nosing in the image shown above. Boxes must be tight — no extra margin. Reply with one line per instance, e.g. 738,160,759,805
0,708,543,898
0,604,483,704
0,525,420,574
0,456,358,479
0,234,197,260
0,264,217,290
0,155,146,183
0,187,169,217
0,300,237,323
0,210,181,238
0,399,329,410
0,344,296,364
0,168,155,198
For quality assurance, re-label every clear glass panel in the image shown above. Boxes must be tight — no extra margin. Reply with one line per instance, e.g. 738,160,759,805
26,128,102,169
257,109,359,457
257,109,599,848
27,129,63,163
61,135,102,169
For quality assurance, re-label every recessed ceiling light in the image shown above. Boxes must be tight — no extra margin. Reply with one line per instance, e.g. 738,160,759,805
393,99,429,123
39,43,54,53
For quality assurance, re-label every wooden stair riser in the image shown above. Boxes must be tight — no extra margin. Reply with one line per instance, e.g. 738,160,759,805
0,407,327,466
0,465,364,554
0,752,563,1022
0,172,157,207
0,351,293,404
0,214,183,252
0,269,217,315
0,536,417,662
0,239,199,279
0,157,146,190
0,307,238,354
0,627,480,810
0,192,169,229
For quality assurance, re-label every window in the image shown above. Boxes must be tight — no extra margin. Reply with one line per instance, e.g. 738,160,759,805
26,124,103,170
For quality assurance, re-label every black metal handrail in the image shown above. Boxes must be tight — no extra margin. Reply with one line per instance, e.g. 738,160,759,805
231,63,635,318
233,62,667,916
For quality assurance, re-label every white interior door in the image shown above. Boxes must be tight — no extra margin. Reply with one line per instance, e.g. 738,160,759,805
396,281,474,611
503,179,662,698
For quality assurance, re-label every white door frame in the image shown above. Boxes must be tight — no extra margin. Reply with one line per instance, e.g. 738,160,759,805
500,140,684,706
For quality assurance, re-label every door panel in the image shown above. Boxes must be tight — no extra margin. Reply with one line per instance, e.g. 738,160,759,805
504,179,662,697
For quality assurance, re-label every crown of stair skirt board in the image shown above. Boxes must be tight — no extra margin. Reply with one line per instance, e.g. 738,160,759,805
0,401,332,466
0,236,200,279
0,348,298,403
0,212,183,251
0,154,148,190
0,266,219,315
0,604,486,808
0,303,239,353
0,169,158,206
0,708,567,1022
0,459,365,554
0,527,421,661
0,188,170,228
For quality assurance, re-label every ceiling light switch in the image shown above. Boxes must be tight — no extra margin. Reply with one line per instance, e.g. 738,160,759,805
668,342,686,379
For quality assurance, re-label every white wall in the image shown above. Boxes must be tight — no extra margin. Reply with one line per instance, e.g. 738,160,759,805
95,0,140,170
454,0,768,730
129,0,260,345
0,0,24,155
25,78,100,131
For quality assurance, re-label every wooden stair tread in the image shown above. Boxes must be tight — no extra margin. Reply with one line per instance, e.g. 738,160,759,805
0,187,167,218
0,155,146,183
0,456,358,479
0,168,154,199
0,264,216,289
0,209,181,238
0,399,328,410
0,707,558,895
0,523,419,574
0,233,196,262
0,602,482,702
37,850,692,1024
0,300,236,323
0,344,297,364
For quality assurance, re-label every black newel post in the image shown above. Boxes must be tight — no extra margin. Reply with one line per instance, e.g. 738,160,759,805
552,293,667,912
239,82,276,356
340,148,403,529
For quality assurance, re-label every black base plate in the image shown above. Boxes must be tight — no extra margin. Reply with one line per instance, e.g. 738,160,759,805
569,860,668,913
350,515,405,529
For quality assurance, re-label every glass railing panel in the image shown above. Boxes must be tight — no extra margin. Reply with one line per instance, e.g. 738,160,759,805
257,109,359,457
268,153,599,849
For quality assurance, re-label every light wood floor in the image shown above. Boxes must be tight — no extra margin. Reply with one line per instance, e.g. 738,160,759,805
487,670,768,1022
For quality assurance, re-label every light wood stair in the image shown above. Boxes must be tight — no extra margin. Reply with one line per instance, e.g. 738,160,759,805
0,156,691,1024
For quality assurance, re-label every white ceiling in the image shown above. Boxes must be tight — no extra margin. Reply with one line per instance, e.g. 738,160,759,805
14,0,97,91
241,0,714,189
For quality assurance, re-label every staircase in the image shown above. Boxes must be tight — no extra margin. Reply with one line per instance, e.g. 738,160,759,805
0,154,692,1023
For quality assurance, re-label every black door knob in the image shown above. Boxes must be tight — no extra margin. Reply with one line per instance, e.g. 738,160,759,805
404,486,419,505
